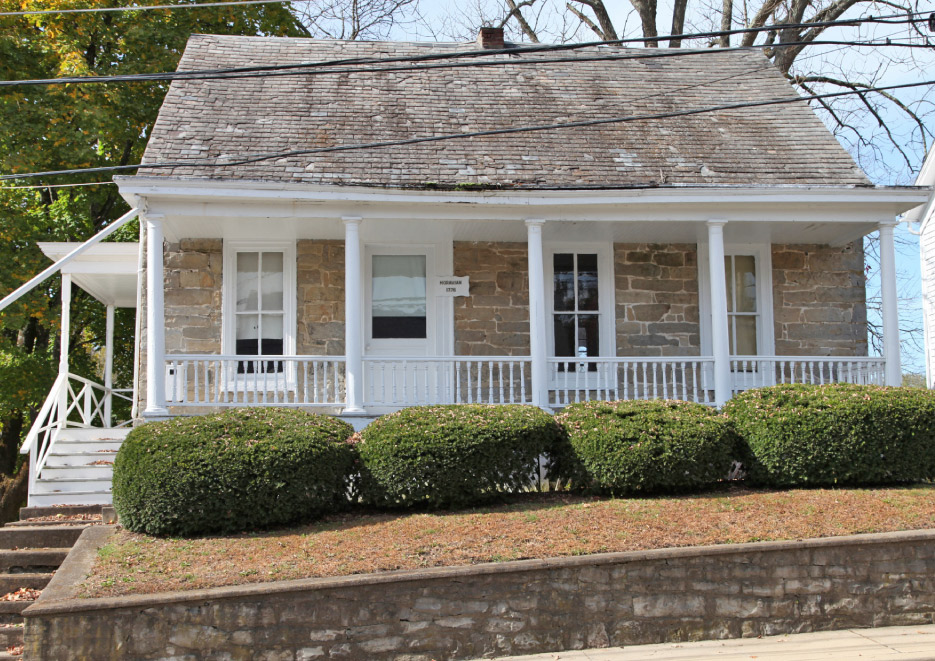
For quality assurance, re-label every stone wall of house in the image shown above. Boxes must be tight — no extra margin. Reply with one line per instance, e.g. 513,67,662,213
453,242,529,356
772,242,867,356
614,243,700,356
297,240,345,356
163,239,224,355
24,529,935,660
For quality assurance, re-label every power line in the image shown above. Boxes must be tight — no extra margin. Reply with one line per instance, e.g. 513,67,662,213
2,78,931,183
0,181,116,190
0,0,298,18
0,11,927,88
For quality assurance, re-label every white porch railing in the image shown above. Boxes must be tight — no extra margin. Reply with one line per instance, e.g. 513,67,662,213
548,357,716,406
729,356,886,392
20,373,133,493
165,355,346,407
363,356,532,407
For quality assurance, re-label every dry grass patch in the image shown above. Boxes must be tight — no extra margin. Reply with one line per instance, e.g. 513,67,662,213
83,485,935,598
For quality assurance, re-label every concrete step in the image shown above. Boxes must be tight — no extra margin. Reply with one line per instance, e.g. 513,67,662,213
39,465,113,480
26,491,112,506
0,549,69,574
42,451,117,468
0,600,36,626
19,505,103,520
0,623,23,649
6,519,98,528
0,574,52,594
0,526,86,551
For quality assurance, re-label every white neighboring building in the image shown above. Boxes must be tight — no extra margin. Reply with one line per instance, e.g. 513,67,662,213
913,147,935,387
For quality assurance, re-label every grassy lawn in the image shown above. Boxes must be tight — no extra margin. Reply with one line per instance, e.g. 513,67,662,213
82,485,935,599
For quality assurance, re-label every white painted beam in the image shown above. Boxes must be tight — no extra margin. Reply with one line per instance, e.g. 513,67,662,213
879,220,902,386
104,304,114,427
526,219,548,408
707,220,731,407
343,217,365,413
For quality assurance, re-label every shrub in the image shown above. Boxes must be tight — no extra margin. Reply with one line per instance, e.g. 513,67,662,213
555,399,737,494
113,408,356,536
724,384,935,487
356,404,565,509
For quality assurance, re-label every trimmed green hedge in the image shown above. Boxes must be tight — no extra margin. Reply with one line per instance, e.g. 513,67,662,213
113,408,355,536
555,399,737,494
724,384,935,487
356,404,565,509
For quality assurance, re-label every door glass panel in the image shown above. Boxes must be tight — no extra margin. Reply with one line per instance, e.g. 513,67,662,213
236,314,259,355
578,314,599,371
372,255,427,339
553,314,576,357
734,255,756,312
734,316,758,355
260,252,284,310
553,253,575,312
724,256,733,314
261,314,284,355
577,254,599,311
236,253,259,312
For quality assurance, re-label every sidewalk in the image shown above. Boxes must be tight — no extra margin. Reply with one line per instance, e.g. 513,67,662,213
486,624,935,660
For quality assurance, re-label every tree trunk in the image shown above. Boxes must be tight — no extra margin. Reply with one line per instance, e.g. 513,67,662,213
0,413,23,478
719,0,732,47
0,464,29,526
669,0,688,47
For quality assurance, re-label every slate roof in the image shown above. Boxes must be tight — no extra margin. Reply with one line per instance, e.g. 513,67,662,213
140,34,870,189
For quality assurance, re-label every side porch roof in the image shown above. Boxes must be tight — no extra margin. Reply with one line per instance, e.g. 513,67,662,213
37,242,139,308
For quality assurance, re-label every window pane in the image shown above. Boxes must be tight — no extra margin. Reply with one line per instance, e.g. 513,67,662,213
260,314,284,355
236,253,259,312
553,253,575,312
577,314,599,357
372,255,426,339
553,314,575,357
734,255,756,313
261,252,284,311
577,254,599,311
724,255,733,314
734,316,757,355
236,314,259,355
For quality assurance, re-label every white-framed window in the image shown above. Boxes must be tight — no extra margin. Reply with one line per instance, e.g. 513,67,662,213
222,240,296,370
365,244,436,356
699,242,774,361
545,244,615,371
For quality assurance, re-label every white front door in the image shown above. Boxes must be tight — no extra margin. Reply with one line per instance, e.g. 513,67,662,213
364,246,436,405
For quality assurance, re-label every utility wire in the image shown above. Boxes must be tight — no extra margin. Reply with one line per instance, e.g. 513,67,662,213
0,11,927,88
1,39,928,88
2,78,931,182
0,181,116,190
0,0,298,17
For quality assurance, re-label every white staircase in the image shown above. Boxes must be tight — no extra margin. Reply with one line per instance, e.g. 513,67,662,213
29,428,130,506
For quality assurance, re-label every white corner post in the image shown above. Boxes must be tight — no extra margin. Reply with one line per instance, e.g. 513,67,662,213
707,220,731,407
342,217,365,413
879,219,901,386
104,304,115,427
57,273,72,428
144,214,169,416
526,219,548,408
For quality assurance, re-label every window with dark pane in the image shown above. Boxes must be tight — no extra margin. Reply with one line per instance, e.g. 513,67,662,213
552,253,600,371
724,255,758,364
372,255,427,339
235,251,284,374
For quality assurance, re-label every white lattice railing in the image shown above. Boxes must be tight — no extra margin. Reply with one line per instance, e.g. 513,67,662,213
364,356,532,407
548,357,716,406
165,355,346,406
729,356,886,392
20,373,133,489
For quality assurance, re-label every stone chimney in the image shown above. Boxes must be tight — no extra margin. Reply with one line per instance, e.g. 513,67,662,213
477,27,505,49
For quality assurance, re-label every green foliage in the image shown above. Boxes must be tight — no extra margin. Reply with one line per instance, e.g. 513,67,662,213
724,384,935,487
357,405,565,509
112,408,356,536
555,400,737,495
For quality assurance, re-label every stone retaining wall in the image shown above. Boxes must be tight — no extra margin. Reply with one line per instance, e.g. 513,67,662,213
24,529,935,660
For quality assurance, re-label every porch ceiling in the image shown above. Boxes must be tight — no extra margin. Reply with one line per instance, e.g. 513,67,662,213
38,243,139,308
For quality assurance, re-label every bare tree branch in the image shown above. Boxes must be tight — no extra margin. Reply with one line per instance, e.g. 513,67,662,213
502,0,541,42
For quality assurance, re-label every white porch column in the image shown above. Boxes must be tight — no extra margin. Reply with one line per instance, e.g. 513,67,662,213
58,273,71,376
342,217,365,413
57,273,72,429
144,214,169,416
104,304,114,427
707,220,731,407
526,219,548,408
879,219,901,386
